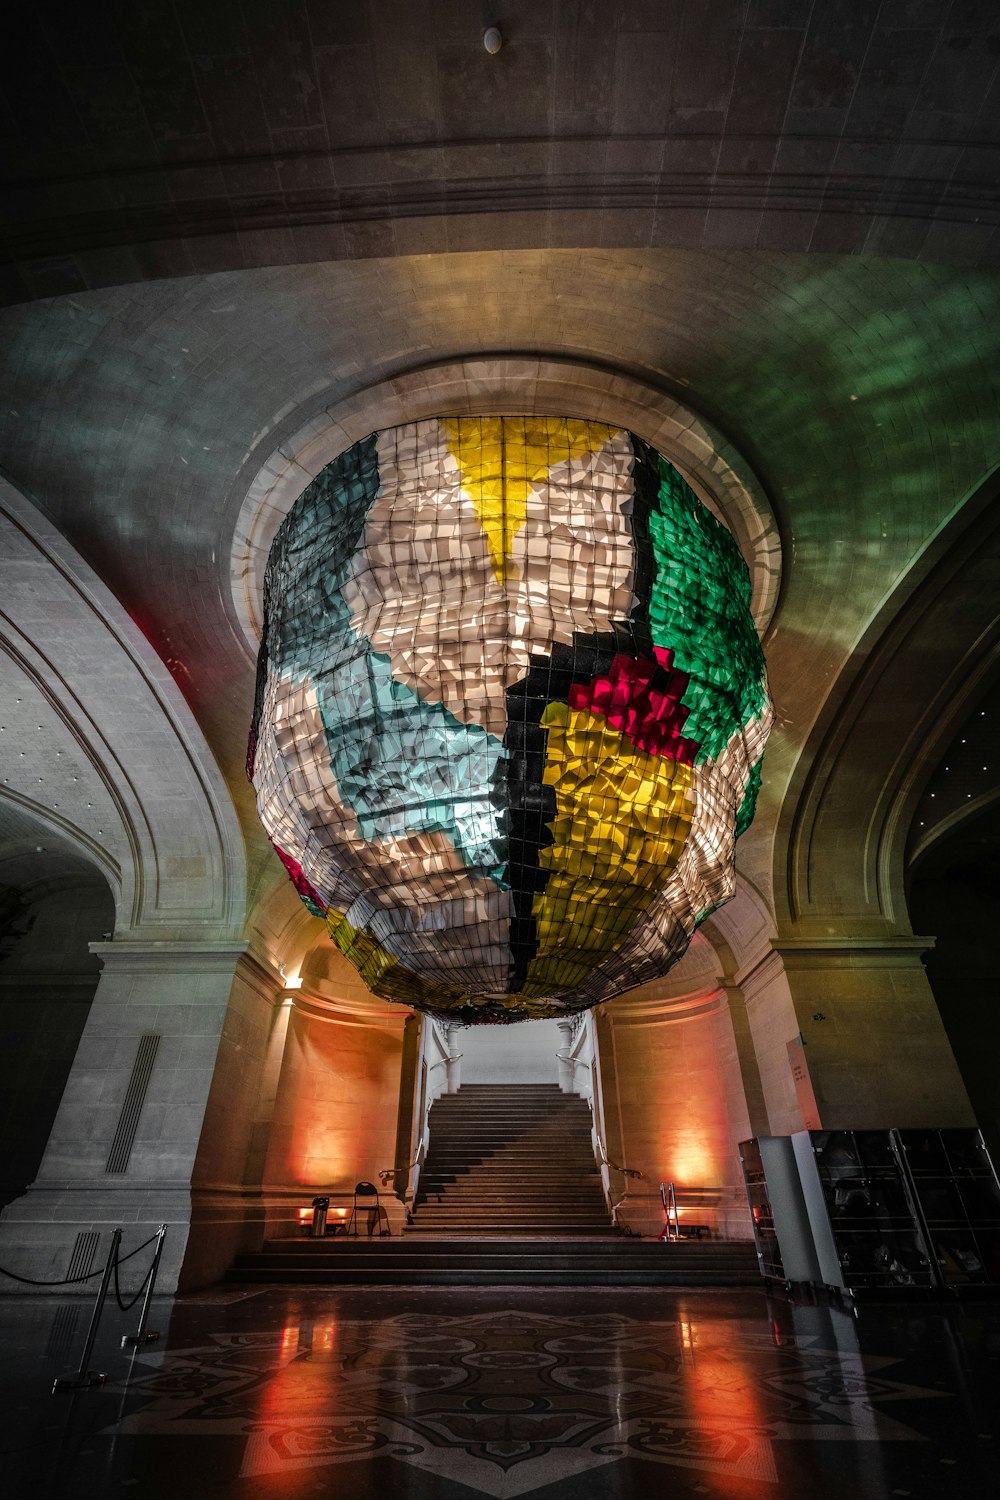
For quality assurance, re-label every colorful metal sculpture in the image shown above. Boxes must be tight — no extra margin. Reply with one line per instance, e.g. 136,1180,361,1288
249,417,771,1022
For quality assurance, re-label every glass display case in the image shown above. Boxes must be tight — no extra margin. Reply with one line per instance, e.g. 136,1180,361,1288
893,1128,1000,1287
741,1127,1000,1295
793,1130,936,1291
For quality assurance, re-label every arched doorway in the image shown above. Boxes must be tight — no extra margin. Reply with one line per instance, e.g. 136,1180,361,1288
0,805,115,1209
907,678,1000,1164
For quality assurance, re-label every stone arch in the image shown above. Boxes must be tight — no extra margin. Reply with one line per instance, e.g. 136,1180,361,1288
907,798,1000,1162
776,466,1000,938
0,478,255,1293
0,476,246,940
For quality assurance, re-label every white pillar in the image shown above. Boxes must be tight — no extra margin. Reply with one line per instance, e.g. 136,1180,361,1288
556,1019,575,1092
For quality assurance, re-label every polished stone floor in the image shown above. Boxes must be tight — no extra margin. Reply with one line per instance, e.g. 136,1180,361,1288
2,1283,999,1499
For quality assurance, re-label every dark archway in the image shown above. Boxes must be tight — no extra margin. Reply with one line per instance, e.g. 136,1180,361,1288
908,683,1000,1165
0,805,115,1208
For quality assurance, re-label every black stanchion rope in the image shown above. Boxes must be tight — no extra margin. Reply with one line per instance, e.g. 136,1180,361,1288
0,1229,161,1287
111,1239,157,1312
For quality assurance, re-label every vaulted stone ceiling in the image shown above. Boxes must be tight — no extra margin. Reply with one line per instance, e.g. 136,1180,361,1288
1,248,997,927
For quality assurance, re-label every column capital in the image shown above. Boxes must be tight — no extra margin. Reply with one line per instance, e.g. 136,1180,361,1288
89,939,249,974
772,935,934,969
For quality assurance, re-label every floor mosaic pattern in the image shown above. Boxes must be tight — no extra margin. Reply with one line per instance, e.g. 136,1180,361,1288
3,1287,998,1499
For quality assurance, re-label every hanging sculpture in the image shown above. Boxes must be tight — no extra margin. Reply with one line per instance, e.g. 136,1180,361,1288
248,417,771,1023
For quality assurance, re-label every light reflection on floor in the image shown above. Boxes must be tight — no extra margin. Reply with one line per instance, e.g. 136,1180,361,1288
3,1286,998,1499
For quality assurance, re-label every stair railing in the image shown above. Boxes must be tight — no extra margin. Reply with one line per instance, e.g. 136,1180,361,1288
556,1013,645,1233
596,1137,645,1233
380,1019,461,1223
555,1013,590,1097
555,1049,593,1095
378,1139,425,1222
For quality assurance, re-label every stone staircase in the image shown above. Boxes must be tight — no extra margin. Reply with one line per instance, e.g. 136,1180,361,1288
227,1084,762,1286
409,1083,611,1235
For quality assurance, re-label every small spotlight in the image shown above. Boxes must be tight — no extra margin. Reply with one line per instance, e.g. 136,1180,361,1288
484,25,502,53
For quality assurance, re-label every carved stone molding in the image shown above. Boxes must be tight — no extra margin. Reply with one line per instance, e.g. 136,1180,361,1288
605,988,726,1028
289,987,412,1030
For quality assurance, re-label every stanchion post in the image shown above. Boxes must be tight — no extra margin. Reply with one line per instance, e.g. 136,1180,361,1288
53,1227,121,1393
121,1224,167,1348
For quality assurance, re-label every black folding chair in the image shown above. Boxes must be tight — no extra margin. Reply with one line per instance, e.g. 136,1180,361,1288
346,1180,391,1237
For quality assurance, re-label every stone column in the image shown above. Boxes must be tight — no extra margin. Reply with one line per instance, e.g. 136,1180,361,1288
0,940,258,1293
769,938,976,1131
391,1014,422,1212
737,948,804,1136
441,1021,463,1093
556,1019,575,1093
720,982,769,1139
188,955,288,1285
242,989,298,1190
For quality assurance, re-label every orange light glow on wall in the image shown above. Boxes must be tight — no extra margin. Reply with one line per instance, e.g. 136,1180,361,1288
267,1006,403,1191
668,1143,716,1185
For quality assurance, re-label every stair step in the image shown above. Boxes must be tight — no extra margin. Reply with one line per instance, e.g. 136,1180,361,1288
410,1218,612,1225
416,1196,607,1205
243,1255,756,1268
228,1238,760,1286
411,1213,611,1220
256,1239,755,1255
422,1158,598,1165
417,1192,606,1200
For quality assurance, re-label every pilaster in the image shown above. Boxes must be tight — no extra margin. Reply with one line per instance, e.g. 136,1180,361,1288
0,939,253,1293
772,936,975,1131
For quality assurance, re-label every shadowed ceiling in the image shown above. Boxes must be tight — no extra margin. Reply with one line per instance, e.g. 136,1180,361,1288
4,0,1000,299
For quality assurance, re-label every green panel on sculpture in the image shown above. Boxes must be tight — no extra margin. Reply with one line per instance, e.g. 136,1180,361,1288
648,457,768,761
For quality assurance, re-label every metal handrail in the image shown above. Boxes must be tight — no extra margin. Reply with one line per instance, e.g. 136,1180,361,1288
378,1139,425,1187
555,1049,590,1069
427,1051,463,1072
596,1137,644,1181
593,1136,644,1234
